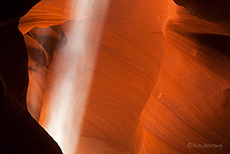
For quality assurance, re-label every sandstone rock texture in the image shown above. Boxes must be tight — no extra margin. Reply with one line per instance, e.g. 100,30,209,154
1,0,229,154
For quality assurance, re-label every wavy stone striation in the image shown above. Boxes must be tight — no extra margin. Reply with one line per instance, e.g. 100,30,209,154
0,0,229,153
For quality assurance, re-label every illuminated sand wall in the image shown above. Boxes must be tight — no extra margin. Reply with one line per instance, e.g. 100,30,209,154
17,0,230,153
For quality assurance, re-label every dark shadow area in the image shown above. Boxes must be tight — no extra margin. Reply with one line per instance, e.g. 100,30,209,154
0,0,63,153
192,34,230,57
173,0,230,22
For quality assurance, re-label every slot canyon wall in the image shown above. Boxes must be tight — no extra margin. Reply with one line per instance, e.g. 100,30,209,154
0,0,229,154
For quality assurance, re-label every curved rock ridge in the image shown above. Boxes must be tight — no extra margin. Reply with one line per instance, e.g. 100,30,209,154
1,0,229,153
19,0,173,34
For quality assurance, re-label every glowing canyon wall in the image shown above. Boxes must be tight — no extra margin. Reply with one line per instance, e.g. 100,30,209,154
1,0,229,154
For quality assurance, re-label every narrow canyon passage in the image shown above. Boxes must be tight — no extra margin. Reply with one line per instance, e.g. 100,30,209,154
0,0,229,154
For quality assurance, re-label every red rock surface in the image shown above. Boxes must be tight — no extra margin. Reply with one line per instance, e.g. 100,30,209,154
1,0,229,153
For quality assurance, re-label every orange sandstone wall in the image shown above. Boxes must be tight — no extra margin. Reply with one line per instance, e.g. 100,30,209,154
19,0,230,153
